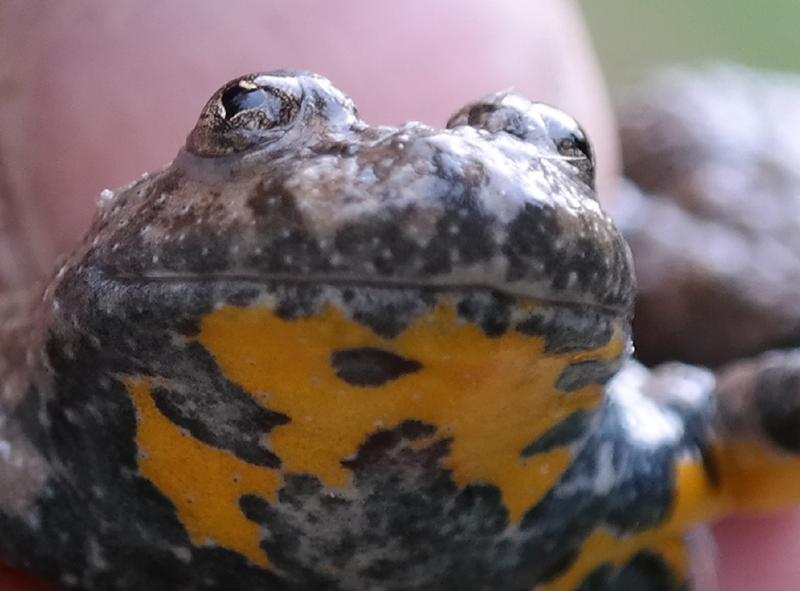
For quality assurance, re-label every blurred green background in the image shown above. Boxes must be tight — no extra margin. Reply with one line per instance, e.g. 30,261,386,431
579,1,800,88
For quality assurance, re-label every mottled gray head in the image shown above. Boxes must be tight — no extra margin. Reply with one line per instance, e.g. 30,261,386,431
79,70,634,313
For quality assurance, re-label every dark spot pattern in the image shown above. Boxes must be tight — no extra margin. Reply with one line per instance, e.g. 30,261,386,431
521,410,594,458
0,260,636,590
335,217,422,277
517,305,616,354
2,281,289,590
273,284,324,321
457,291,512,338
149,349,290,469
241,421,516,591
233,385,697,591
556,359,620,393
340,287,437,340
503,202,631,310
331,348,422,387
248,178,327,275
420,204,496,276
504,202,562,284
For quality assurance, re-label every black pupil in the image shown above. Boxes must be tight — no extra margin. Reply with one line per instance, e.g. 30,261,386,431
221,85,283,120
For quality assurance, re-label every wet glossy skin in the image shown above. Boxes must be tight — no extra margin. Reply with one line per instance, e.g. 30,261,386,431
0,70,794,591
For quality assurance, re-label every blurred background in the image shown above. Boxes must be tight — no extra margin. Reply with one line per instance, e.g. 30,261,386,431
580,0,800,86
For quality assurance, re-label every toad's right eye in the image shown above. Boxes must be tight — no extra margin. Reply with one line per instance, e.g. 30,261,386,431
448,95,596,189
187,74,302,157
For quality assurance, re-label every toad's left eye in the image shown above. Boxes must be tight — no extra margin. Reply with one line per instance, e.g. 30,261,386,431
187,74,302,157
535,103,594,184
220,82,298,127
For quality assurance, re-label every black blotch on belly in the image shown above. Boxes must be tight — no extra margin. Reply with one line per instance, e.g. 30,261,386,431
239,420,515,590
331,347,422,387
150,385,286,468
556,359,618,393
521,410,593,458
146,342,290,468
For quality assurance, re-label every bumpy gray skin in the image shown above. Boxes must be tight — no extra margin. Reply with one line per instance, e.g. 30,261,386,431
81,72,631,311
615,65,800,367
2,69,791,591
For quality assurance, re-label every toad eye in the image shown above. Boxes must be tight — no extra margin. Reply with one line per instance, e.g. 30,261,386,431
220,82,298,127
449,95,596,188
536,103,594,183
187,74,302,157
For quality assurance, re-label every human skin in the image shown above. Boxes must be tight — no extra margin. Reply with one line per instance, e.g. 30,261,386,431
1,1,798,589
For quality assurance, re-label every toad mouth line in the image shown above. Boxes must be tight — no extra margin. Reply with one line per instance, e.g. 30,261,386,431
116,270,627,314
